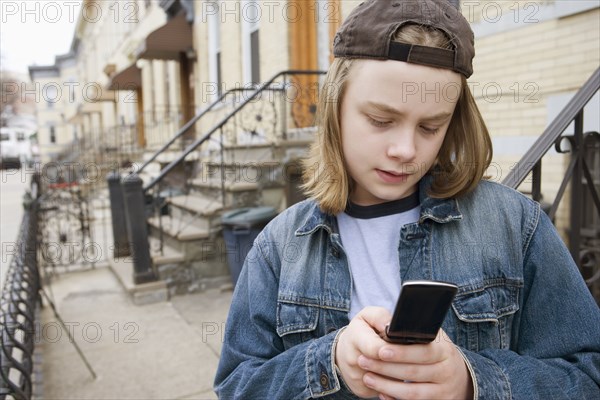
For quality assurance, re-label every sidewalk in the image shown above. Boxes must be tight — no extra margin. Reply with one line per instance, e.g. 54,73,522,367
35,190,234,399
38,264,233,399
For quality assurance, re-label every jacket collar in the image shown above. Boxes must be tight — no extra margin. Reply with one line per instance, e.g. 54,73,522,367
295,175,462,236
417,174,463,224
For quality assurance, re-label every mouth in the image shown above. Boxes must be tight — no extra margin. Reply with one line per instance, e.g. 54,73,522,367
376,169,410,183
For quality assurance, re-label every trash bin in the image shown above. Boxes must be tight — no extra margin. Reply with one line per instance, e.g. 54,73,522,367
221,206,277,286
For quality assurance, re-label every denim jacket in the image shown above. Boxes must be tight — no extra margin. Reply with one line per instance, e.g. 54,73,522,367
214,178,600,399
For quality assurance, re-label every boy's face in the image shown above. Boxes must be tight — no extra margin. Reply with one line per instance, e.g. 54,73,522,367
340,59,462,206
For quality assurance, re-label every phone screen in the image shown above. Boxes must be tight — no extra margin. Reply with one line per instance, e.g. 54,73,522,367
386,281,458,344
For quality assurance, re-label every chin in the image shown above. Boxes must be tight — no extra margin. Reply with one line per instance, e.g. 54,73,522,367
371,191,409,203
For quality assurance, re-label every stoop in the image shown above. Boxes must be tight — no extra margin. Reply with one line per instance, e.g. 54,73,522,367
108,258,169,305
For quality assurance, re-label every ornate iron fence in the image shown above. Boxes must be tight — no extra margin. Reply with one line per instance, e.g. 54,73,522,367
0,195,40,400
37,185,96,272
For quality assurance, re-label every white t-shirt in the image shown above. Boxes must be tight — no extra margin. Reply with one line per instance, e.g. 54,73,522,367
337,192,420,319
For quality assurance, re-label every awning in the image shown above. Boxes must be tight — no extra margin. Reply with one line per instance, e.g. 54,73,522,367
108,63,142,90
135,13,193,60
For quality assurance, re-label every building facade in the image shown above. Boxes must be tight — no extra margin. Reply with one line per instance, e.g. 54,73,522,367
26,0,599,293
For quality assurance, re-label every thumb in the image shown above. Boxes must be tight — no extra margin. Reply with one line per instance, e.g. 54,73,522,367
356,306,393,335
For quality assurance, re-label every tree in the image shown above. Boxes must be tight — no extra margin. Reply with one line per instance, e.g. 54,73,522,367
0,56,21,125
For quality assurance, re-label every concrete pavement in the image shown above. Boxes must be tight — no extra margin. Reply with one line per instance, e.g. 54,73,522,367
37,264,233,399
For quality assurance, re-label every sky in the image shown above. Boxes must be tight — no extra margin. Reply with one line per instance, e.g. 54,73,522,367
1,1,81,78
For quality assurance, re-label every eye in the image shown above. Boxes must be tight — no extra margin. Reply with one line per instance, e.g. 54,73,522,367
420,125,440,135
367,115,392,128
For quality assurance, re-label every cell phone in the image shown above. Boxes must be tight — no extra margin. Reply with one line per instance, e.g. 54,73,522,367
383,280,458,344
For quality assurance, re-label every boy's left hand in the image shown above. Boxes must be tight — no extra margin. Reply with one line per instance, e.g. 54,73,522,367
357,329,474,400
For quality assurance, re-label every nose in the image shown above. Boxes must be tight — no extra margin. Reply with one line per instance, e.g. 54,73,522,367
386,129,416,161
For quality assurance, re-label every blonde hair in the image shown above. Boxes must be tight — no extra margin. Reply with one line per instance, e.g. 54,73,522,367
302,24,493,215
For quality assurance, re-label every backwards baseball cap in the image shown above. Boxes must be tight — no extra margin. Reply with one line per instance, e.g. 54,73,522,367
333,0,475,78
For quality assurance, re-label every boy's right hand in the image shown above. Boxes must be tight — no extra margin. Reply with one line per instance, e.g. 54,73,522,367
335,307,392,398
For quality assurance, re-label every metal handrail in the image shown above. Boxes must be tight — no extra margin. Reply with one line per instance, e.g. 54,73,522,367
500,67,600,291
143,70,326,193
137,86,287,174
502,68,600,188
137,90,232,174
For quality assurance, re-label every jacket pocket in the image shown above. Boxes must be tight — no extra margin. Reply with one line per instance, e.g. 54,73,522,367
276,301,320,349
449,280,522,352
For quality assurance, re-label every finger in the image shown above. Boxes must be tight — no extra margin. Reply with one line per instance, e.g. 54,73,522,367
357,306,393,335
363,372,439,399
352,307,393,358
378,336,455,365
358,355,444,383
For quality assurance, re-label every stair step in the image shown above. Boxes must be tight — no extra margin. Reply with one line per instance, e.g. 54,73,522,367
148,215,213,241
142,150,200,164
138,172,158,186
108,260,169,305
140,162,162,174
285,127,317,141
149,238,185,265
221,138,312,150
168,193,223,216
215,139,313,163
205,159,281,167
189,179,260,192
157,151,199,164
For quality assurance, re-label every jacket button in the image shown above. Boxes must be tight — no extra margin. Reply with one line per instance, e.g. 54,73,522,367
320,372,330,389
331,248,340,258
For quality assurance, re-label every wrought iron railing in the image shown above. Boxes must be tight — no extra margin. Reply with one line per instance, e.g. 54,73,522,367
142,70,325,193
37,185,97,272
103,123,139,169
503,67,600,302
142,70,324,256
141,105,195,151
0,195,40,399
136,92,242,175
139,89,283,178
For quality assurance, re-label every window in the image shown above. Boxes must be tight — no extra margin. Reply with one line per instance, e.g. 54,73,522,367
149,61,156,123
216,52,222,95
208,1,222,99
165,61,171,113
250,30,260,85
46,84,58,109
68,78,76,102
242,0,260,85
50,126,56,143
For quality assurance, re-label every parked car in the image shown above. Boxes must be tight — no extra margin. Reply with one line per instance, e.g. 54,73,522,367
0,127,33,169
